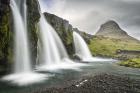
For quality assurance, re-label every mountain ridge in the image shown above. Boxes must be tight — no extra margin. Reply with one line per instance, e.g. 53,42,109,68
96,20,140,42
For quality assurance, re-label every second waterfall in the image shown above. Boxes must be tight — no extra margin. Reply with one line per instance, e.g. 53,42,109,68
36,13,85,71
38,14,69,66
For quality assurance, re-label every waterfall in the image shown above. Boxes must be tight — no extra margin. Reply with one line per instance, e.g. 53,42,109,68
38,14,69,66
36,14,85,71
10,0,31,73
1,0,47,86
73,32,93,61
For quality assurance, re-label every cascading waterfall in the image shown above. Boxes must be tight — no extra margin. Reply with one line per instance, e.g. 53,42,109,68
37,14,85,71
38,14,68,65
1,0,47,86
11,0,31,73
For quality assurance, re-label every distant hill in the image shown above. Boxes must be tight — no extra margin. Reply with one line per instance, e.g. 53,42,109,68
89,20,140,60
96,20,139,42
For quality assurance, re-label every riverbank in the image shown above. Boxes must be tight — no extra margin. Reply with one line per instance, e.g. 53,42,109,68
31,74,140,93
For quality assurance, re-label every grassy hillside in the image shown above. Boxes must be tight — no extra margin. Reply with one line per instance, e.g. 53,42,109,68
89,36,140,68
89,36,140,57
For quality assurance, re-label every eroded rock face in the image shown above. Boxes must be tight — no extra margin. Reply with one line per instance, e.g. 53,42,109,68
44,12,94,57
44,12,74,56
27,0,40,64
0,0,11,73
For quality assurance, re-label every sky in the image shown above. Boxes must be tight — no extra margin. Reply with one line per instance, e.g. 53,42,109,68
39,0,140,40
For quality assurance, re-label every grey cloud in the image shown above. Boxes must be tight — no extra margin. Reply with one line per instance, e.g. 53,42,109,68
39,0,140,40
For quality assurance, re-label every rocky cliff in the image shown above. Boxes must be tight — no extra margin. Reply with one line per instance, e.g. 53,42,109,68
44,12,93,56
27,0,40,64
44,13,74,56
0,0,12,73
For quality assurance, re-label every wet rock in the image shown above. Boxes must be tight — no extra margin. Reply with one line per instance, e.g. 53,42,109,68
44,12,74,56
32,74,140,93
72,54,82,61
0,0,11,73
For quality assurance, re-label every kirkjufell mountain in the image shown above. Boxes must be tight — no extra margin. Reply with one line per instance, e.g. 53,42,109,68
96,20,139,42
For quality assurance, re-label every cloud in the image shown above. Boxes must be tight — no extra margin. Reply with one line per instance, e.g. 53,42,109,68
38,0,140,40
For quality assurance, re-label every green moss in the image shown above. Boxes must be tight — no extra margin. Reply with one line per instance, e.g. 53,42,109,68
0,2,12,73
27,0,40,63
119,58,140,68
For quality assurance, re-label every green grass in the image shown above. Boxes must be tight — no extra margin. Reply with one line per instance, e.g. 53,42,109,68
119,58,140,68
89,36,140,58
88,36,140,68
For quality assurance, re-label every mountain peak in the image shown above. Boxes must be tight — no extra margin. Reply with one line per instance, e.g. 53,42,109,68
101,20,120,29
96,20,128,38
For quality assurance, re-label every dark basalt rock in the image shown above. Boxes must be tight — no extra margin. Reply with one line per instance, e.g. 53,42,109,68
0,0,11,73
27,0,40,65
44,12,74,56
72,54,82,61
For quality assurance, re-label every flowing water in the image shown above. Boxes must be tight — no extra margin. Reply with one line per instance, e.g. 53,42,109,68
0,61,140,93
73,31,114,62
36,14,85,71
10,0,31,73
73,32,93,60
38,14,68,65
1,0,47,86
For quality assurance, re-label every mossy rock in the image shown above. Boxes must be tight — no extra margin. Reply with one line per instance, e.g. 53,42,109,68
119,58,140,68
44,13,74,56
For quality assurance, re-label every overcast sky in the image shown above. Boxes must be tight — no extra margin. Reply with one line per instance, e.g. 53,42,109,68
39,0,140,40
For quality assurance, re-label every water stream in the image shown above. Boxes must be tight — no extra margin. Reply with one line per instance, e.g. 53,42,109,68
0,61,140,93
73,31,114,62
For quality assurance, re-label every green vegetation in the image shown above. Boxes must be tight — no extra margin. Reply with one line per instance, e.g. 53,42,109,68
89,36,140,68
119,58,140,68
89,36,140,58
0,2,12,73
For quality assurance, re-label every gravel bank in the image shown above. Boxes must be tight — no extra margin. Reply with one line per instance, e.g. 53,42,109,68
32,74,140,93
